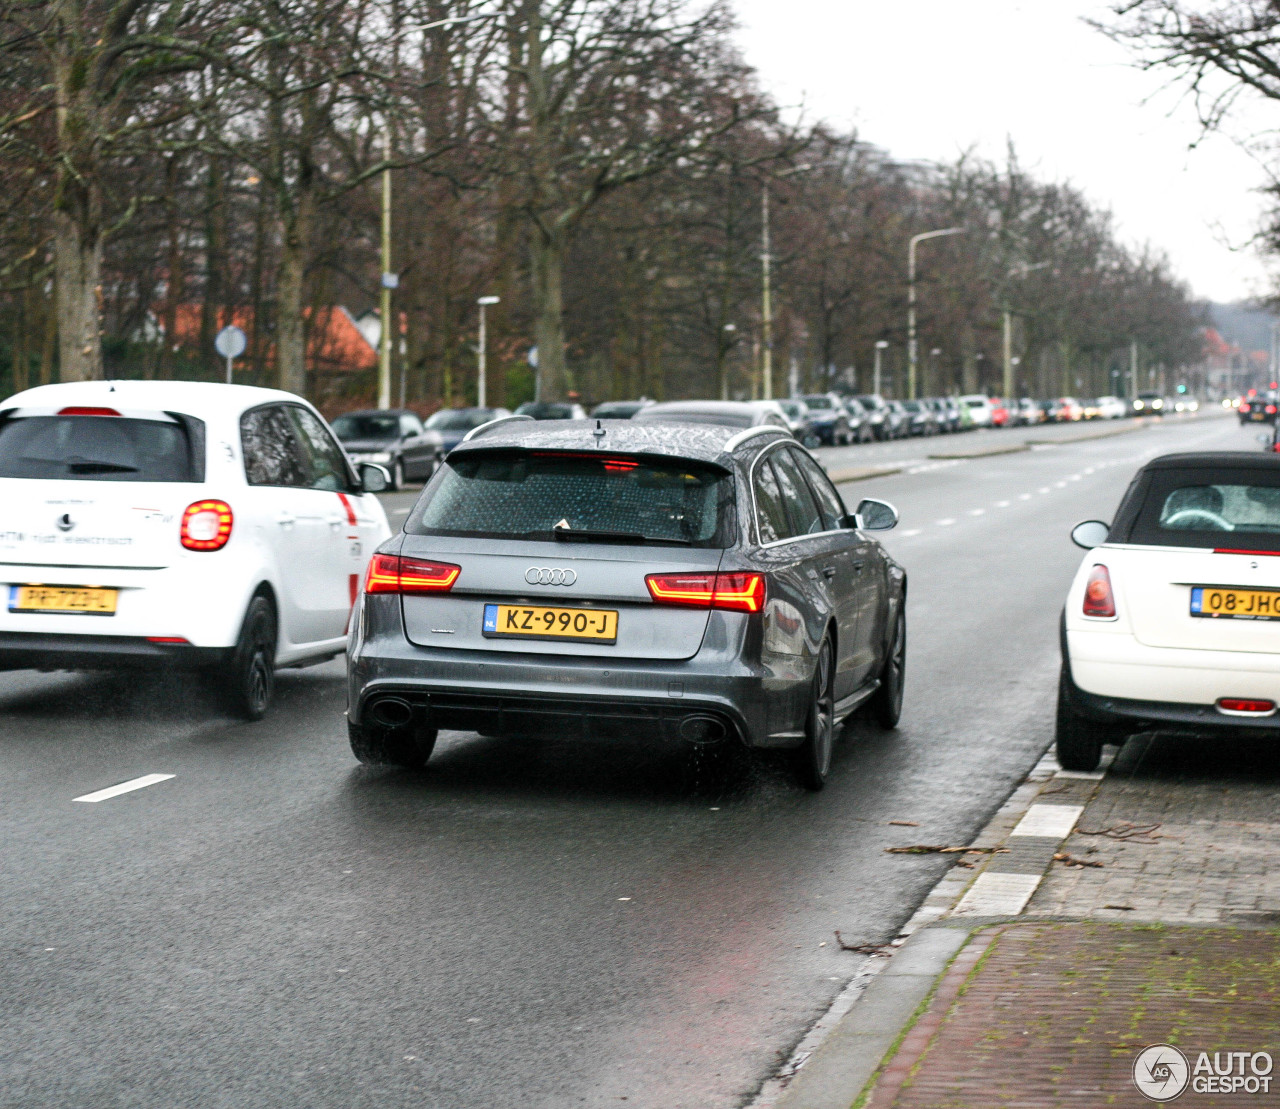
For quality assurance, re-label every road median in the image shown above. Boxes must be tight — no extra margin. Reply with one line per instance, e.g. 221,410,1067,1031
827,464,904,484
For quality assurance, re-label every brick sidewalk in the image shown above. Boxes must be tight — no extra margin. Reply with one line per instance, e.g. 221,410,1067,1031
849,732,1280,1109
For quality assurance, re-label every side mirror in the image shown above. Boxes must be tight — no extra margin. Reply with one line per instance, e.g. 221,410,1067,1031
1070,520,1109,549
359,462,390,493
855,498,898,531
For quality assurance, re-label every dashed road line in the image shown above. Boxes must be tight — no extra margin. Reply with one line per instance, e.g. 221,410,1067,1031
994,500,1010,508
936,518,956,526
968,508,985,516
74,774,175,804
900,528,923,538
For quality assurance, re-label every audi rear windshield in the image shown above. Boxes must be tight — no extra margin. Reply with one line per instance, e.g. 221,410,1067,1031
0,413,200,482
406,450,735,547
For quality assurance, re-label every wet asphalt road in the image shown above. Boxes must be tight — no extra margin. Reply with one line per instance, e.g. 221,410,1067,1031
0,412,1246,1108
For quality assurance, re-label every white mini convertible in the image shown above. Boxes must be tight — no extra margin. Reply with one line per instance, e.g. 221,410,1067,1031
1059,452,1280,770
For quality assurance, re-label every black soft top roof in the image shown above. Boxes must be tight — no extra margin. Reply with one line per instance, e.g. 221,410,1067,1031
1142,452,1280,472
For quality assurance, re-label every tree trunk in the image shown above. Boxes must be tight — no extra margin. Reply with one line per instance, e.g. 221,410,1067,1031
52,194,103,382
275,187,315,396
529,227,567,400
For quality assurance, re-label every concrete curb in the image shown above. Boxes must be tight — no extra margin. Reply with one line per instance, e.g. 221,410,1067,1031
926,442,1029,460
758,751,1114,1109
826,464,904,484
771,926,974,1109
1025,420,1150,446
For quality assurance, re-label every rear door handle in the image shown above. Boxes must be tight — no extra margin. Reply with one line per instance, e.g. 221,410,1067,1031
276,513,296,527
852,561,865,574
822,566,837,579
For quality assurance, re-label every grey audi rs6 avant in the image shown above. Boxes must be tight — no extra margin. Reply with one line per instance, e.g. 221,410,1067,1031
346,416,907,789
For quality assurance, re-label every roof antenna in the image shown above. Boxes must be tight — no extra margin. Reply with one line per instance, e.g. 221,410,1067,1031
593,419,605,440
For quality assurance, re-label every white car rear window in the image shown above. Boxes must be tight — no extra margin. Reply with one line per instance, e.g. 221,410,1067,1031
0,415,196,482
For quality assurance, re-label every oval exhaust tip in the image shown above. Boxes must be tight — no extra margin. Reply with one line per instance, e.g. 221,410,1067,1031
679,715,726,743
368,696,415,728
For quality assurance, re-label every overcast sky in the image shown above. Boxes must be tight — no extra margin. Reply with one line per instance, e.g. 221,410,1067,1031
731,0,1275,305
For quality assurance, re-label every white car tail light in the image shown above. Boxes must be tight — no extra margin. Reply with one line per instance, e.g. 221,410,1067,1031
181,500,233,551
1082,564,1116,618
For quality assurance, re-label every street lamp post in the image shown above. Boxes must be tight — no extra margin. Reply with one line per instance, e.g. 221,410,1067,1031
908,227,965,401
874,340,889,396
929,347,941,396
477,296,500,408
721,323,736,400
378,10,501,409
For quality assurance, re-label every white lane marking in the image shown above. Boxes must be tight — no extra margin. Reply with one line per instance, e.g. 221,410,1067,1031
994,500,1010,508
900,528,923,537
1055,481,1068,488
936,517,956,526
968,508,985,516
1038,487,1051,494
1010,803,1083,838
1068,474,1082,481
74,773,175,804
1018,493,1032,501
391,508,410,516
953,872,1042,916
1055,769,1104,780
1084,467,1095,475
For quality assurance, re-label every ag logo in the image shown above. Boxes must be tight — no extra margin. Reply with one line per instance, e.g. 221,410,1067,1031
1134,1044,1190,1101
525,566,576,586
56,513,75,532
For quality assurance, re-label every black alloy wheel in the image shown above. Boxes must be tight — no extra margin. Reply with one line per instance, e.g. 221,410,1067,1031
1054,667,1121,772
348,719,438,768
793,638,836,791
869,606,905,729
222,593,277,721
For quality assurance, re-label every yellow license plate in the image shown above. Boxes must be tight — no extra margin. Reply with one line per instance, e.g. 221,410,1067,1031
9,585,118,615
1191,586,1280,621
482,603,617,643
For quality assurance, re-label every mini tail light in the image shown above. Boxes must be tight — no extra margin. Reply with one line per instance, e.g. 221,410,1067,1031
1217,698,1275,714
1268,405,1278,415
1241,403,1251,413
1082,564,1116,618
363,553,460,594
58,406,121,417
180,500,233,551
645,571,765,613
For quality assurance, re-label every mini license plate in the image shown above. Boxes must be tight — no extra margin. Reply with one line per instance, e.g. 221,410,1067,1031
1190,586,1280,621
482,603,617,643
8,584,118,616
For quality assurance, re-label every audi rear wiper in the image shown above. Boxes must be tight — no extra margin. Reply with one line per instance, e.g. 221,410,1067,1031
550,526,691,546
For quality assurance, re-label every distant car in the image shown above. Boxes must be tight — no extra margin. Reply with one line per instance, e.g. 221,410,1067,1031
590,400,653,419
516,401,588,421
632,399,792,433
988,398,1012,428
1095,395,1128,420
853,394,893,440
882,400,910,439
777,399,820,447
1173,396,1200,413
1059,452,1280,770
0,380,392,719
1237,393,1277,425
935,397,962,432
424,407,513,453
1012,398,1042,426
332,408,443,491
958,394,994,428
1133,392,1166,417
800,393,852,446
346,418,907,790
1058,397,1084,422
899,399,936,436
841,396,874,442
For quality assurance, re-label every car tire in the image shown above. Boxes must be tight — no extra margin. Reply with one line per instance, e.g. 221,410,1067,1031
390,458,404,491
869,605,905,729
1054,668,1117,772
221,592,276,721
792,638,836,791
348,718,438,768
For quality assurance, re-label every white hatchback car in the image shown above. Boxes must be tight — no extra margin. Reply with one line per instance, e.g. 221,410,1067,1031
1059,452,1280,769
958,394,993,428
0,381,391,717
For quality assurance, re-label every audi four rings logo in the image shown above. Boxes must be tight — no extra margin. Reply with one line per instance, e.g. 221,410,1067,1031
526,567,577,586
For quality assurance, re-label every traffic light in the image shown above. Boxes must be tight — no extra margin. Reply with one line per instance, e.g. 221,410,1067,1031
1176,384,1187,393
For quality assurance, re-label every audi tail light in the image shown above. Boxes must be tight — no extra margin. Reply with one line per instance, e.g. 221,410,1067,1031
364,553,460,594
646,571,765,613
181,500,233,551
1082,564,1116,618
